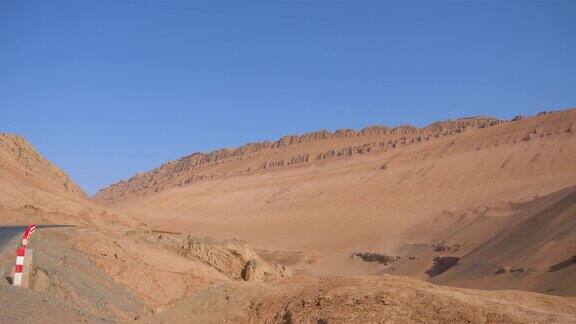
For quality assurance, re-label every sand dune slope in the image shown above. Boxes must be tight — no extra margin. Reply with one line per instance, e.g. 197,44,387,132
432,184,576,295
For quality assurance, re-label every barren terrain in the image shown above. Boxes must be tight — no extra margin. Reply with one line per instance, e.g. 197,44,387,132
1,108,576,322
98,108,576,295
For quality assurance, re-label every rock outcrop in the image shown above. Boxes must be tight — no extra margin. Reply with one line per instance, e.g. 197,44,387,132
130,231,291,281
352,252,401,265
432,241,462,252
180,235,291,281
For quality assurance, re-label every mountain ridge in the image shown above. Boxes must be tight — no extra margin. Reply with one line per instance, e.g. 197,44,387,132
93,115,505,204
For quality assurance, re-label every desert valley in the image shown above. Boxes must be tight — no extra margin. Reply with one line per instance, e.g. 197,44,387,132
1,108,575,322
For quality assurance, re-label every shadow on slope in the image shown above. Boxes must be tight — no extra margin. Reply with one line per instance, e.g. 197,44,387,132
433,185,576,296
549,256,576,272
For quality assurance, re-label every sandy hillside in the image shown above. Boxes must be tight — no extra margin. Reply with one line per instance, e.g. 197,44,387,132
0,133,143,227
0,134,86,212
94,108,576,295
0,134,290,321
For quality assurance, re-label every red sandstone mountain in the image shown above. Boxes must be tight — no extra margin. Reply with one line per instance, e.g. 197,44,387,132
94,116,502,204
94,108,576,296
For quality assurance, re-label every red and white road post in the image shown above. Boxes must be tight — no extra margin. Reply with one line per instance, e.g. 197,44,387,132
13,224,36,286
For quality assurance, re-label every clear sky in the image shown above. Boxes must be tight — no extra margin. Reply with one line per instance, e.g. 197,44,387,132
1,1,575,195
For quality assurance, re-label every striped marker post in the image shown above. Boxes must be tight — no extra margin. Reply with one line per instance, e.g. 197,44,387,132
13,224,36,286
21,225,36,247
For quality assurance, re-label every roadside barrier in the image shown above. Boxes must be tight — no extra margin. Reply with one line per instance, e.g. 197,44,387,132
13,224,36,286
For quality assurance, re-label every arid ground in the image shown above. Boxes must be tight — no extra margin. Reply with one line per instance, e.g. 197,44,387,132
1,108,576,322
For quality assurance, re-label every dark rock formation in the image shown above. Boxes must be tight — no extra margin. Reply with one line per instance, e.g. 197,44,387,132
352,252,401,265
426,256,460,277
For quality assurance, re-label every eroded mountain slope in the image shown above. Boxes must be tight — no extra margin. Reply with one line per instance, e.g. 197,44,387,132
96,108,576,295
0,133,142,227
0,134,86,208
94,116,503,205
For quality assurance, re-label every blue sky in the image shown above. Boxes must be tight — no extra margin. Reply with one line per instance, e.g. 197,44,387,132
1,1,575,195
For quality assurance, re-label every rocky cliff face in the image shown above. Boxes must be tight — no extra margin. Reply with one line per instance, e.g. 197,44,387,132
93,116,502,205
